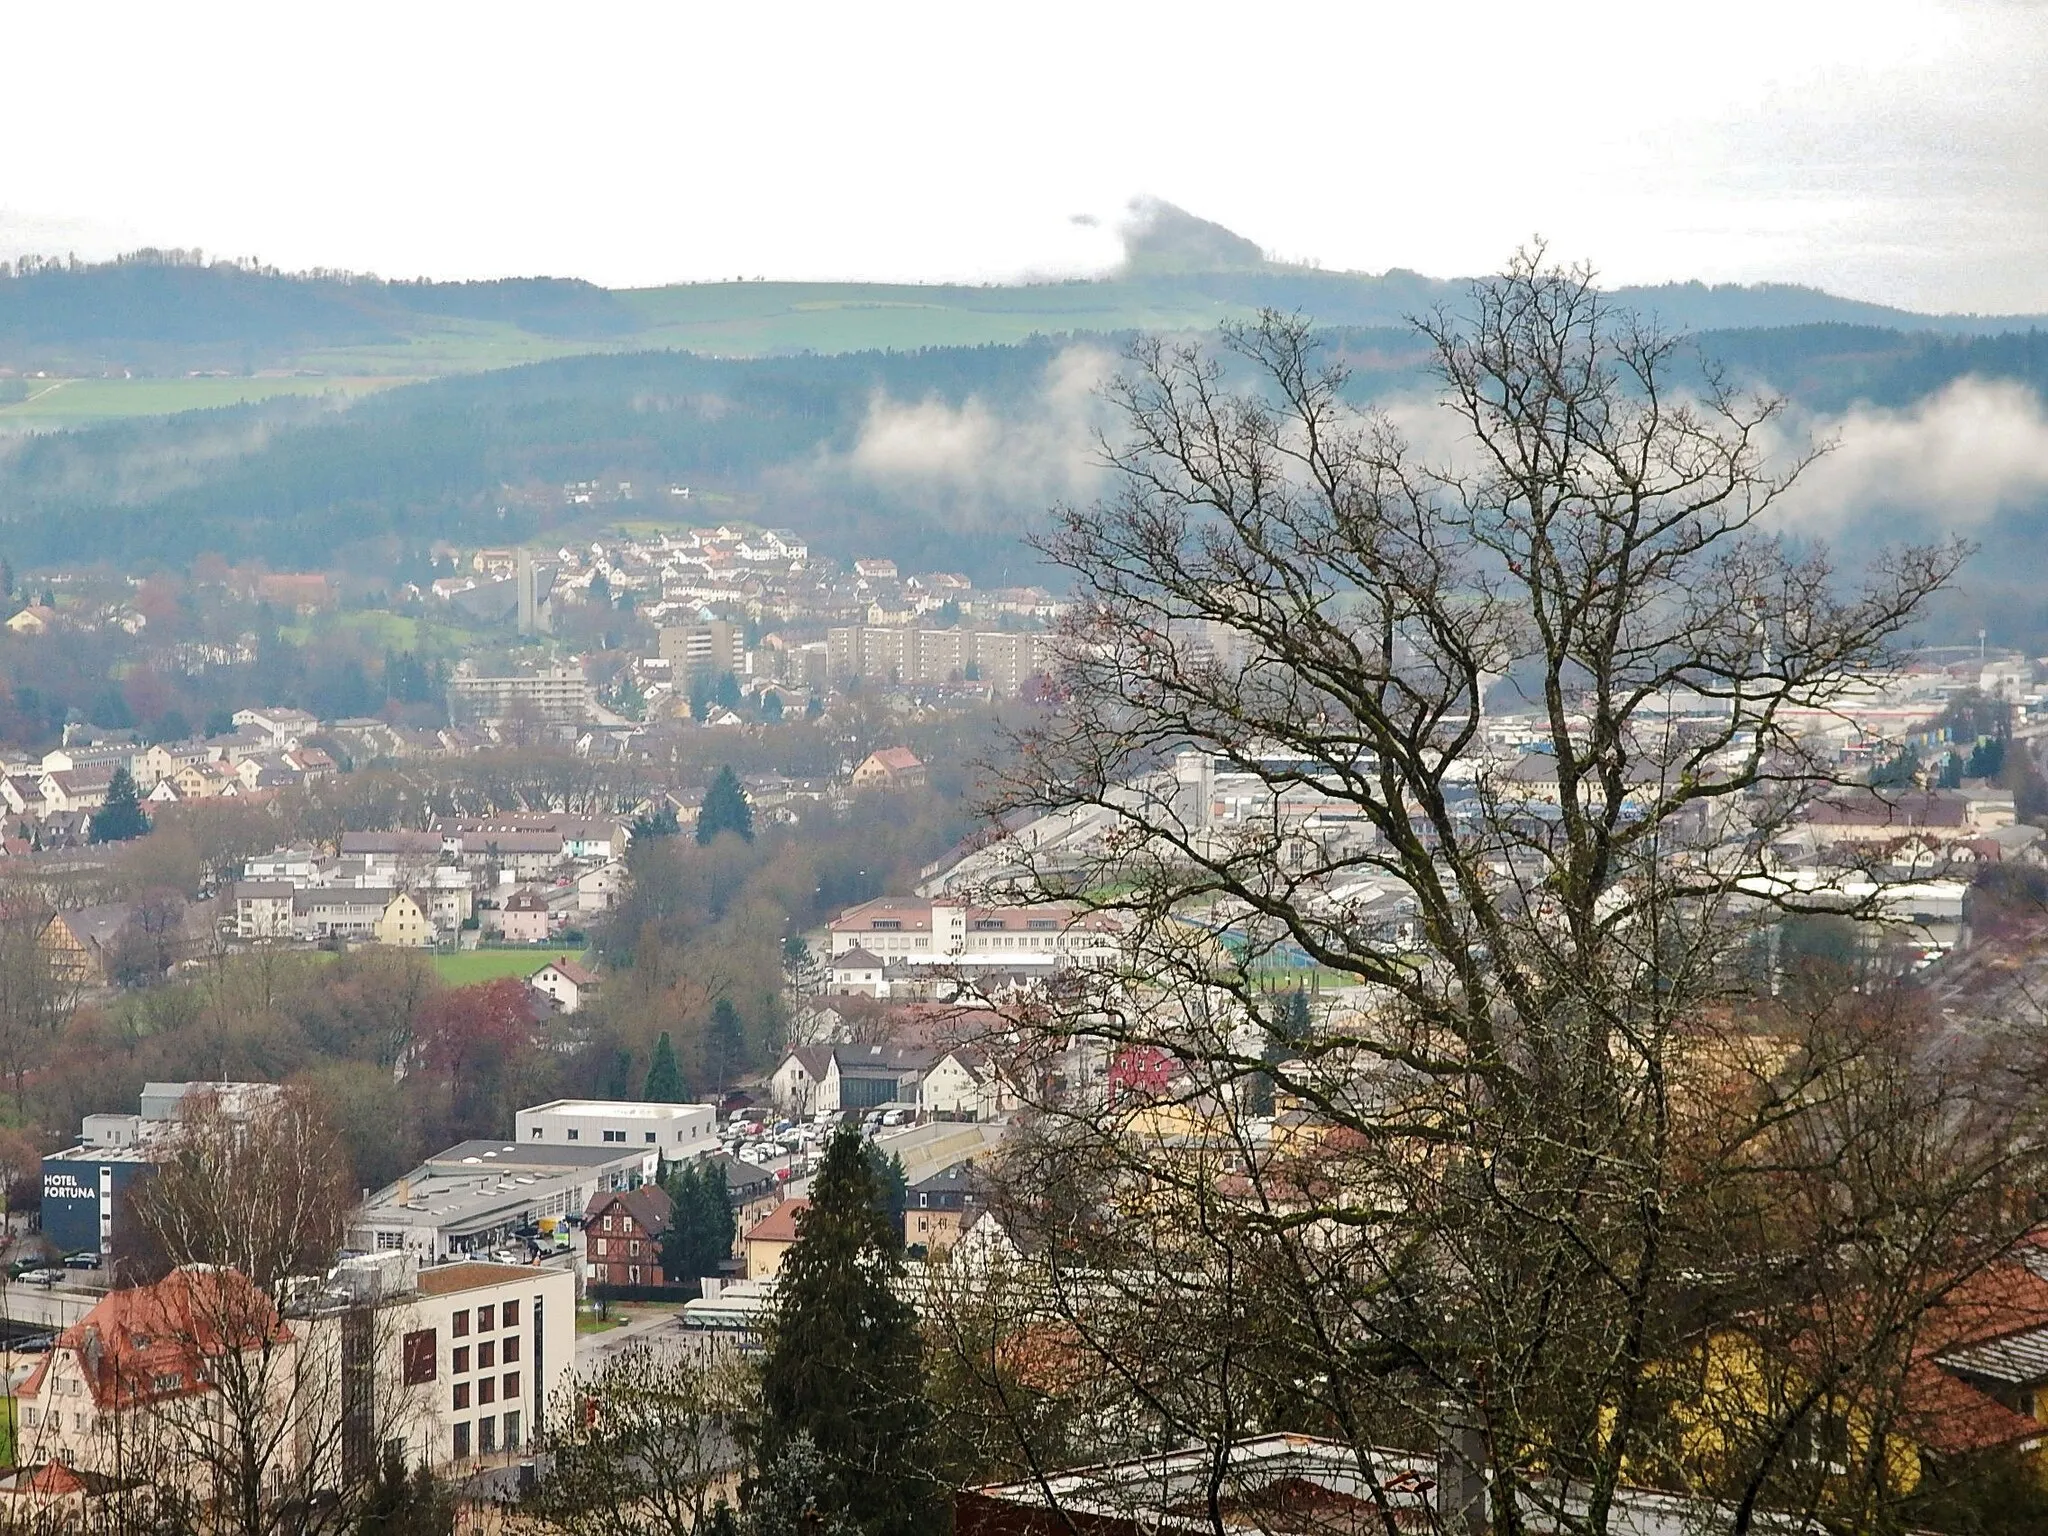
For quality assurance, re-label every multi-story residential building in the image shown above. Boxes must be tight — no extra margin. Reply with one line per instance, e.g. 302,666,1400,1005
823,626,1055,696
657,620,741,677
232,881,296,939
11,1256,575,1495
447,667,591,727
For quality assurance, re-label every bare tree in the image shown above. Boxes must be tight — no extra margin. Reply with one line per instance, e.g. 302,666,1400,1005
969,257,2041,1533
0,898,80,1116
133,1085,349,1289
524,1343,753,1536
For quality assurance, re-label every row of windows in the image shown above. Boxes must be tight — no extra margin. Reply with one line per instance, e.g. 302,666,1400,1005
451,1411,522,1460
452,1372,519,1410
451,1300,518,1337
452,1336,519,1373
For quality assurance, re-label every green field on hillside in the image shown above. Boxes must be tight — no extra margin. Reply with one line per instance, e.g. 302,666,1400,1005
0,373,409,426
432,948,584,985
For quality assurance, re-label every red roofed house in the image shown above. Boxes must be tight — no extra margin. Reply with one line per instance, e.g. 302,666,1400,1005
742,1199,809,1280
851,748,926,792
530,957,600,1014
13,1266,295,1497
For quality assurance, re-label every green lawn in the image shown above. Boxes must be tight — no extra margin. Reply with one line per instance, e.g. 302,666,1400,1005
0,374,409,424
432,948,585,985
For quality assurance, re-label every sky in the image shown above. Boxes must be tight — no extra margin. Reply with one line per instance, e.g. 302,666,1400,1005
3,0,2044,312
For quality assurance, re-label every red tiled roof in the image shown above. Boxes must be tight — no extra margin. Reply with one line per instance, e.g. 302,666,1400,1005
744,1198,810,1246
20,1266,290,1412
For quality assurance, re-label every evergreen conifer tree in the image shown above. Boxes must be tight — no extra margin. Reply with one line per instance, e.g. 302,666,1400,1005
661,1157,735,1282
89,766,149,843
643,1031,688,1102
759,1126,938,1536
707,998,745,1089
696,765,754,845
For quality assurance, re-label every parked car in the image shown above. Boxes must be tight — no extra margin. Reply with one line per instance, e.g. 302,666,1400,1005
64,1252,102,1270
881,1109,909,1128
17,1269,60,1287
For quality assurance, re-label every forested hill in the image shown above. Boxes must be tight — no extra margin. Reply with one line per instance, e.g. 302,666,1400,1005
4,322,2048,589
3,251,2045,377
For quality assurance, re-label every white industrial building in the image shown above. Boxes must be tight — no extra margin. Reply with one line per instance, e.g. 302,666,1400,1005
514,1099,717,1157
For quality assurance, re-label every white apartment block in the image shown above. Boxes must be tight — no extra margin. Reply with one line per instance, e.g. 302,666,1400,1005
827,898,1119,970
447,667,592,726
824,626,1054,697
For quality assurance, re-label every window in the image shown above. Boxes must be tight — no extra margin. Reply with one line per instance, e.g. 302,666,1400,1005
502,1336,520,1364
479,1341,496,1369
479,1377,495,1405
480,1416,497,1455
567,1128,579,1142
453,1422,470,1460
503,1372,520,1399
478,1304,495,1331
531,1127,542,1139
451,1310,469,1338
504,1411,522,1449
503,1300,520,1327
630,1240,641,1257
153,1373,182,1392
402,1330,437,1386
453,1383,470,1410
645,1131,657,1143
603,1129,624,1143
603,1215,614,1232
453,1347,469,1374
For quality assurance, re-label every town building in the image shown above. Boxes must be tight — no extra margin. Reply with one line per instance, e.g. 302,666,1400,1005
767,1044,940,1117
528,958,599,1013
658,620,741,677
42,1083,284,1261
10,1255,575,1496
851,747,926,791
514,1099,715,1158
583,1185,674,1289
822,897,1120,995
348,1141,654,1260
447,667,592,728
905,1161,982,1253
740,1199,808,1280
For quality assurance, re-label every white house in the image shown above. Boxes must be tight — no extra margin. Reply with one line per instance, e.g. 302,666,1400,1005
919,1047,1014,1121
528,958,599,1014
768,1044,940,1117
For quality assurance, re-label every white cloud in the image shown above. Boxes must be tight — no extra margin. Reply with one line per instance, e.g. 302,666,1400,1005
837,345,1113,514
1772,378,2048,534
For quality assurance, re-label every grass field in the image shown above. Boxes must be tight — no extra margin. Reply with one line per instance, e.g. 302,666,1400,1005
0,373,410,425
431,948,583,985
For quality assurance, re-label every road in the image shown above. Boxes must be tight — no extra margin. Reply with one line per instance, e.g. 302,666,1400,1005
575,1302,688,1367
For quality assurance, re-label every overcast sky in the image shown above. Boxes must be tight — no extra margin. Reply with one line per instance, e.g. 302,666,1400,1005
3,0,2043,311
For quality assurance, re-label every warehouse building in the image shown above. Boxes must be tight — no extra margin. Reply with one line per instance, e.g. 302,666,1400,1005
348,1140,653,1261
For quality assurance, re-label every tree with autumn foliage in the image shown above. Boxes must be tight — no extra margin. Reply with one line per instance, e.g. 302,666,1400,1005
413,978,547,1143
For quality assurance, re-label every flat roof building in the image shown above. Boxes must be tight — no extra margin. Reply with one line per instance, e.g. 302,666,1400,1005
349,1141,654,1261
514,1099,716,1158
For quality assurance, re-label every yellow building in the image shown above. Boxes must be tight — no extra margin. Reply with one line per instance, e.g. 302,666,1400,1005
374,892,434,948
